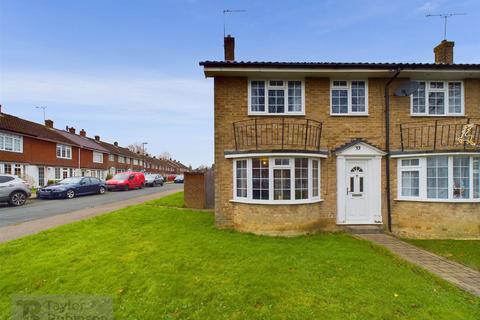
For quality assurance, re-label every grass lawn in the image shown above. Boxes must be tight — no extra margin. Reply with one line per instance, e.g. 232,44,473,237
0,193,478,319
147,191,185,207
404,239,480,271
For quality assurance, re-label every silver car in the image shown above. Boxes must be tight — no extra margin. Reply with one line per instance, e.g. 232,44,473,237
0,174,31,206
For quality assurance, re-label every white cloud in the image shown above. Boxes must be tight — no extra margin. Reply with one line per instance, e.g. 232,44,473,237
416,1,442,12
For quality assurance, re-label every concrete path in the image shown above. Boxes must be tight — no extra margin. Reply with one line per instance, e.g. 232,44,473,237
0,187,182,244
358,234,480,297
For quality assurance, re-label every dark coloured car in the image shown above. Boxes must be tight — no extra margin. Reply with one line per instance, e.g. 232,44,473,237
38,177,106,199
145,174,164,187
174,174,184,183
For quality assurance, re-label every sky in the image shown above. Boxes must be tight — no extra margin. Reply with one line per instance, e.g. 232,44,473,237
0,0,479,167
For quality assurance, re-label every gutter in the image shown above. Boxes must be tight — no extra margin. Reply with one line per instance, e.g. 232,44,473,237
385,68,401,233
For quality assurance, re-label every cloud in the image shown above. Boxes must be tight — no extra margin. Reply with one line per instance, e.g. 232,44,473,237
0,70,213,122
416,1,442,12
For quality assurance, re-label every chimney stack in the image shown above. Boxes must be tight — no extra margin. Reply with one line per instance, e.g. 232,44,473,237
79,129,86,137
434,40,454,64
114,141,118,146
68,127,76,134
224,35,235,61
45,119,53,128
94,135,100,141
0,104,2,113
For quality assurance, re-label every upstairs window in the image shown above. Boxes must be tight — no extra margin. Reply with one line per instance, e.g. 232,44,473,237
108,154,115,161
93,151,103,163
249,80,304,115
411,81,463,116
56,144,72,159
331,80,368,115
0,132,23,153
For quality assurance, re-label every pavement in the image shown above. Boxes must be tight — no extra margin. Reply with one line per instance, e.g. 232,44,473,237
0,184,183,244
0,183,183,227
358,233,480,297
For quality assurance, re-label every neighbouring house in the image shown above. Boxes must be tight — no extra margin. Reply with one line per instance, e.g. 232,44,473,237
56,127,110,179
200,37,480,239
0,110,190,186
0,112,80,186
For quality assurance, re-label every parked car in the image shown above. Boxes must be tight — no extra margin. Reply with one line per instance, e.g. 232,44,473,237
145,174,164,187
174,174,184,183
0,174,31,206
37,177,106,199
106,172,145,191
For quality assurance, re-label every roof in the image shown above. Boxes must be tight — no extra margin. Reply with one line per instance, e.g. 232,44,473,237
56,130,109,152
0,112,77,145
200,61,480,70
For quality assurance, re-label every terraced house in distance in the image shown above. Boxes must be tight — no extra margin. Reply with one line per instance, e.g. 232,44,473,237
200,36,480,239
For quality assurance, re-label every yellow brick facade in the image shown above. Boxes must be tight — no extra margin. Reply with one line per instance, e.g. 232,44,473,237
213,76,480,238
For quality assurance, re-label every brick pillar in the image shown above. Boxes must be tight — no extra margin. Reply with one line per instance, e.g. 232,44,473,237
184,172,206,209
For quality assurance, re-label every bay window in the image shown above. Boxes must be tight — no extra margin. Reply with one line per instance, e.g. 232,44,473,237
411,81,463,116
233,157,321,204
330,80,368,115
249,80,304,115
397,155,480,201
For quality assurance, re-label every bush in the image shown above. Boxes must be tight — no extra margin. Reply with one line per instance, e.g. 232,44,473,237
106,174,113,180
47,180,56,186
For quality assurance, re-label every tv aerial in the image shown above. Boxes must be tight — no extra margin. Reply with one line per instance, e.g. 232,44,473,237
426,13,466,40
223,9,246,37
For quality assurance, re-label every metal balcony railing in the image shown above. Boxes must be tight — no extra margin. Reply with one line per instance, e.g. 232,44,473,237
399,118,480,152
232,118,323,152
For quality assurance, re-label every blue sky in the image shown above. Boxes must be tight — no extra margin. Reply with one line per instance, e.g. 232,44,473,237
0,0,479,167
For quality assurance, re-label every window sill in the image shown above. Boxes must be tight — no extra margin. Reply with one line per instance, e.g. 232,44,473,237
0,150,23,153
395,198,480,203
410,114,465,117
330,113,369,117
248,112,305,117
230,198,324,205
56,157,72,160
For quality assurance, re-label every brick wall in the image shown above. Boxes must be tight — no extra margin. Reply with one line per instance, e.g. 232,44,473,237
184,172,206,209
213,76,480,238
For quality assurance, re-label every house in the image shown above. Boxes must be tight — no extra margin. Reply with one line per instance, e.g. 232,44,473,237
56,127,110,179
200,37,480,239
0,112,80,186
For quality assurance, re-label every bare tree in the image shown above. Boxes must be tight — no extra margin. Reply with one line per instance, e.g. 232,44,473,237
159,151,172,159
128,142,148,155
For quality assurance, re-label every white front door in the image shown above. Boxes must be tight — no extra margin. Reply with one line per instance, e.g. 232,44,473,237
345,160,370,223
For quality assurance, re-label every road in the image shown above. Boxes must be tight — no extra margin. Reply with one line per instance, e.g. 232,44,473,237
0,183,183,228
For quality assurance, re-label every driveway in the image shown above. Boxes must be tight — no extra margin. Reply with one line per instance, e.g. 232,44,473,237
0,183,183,228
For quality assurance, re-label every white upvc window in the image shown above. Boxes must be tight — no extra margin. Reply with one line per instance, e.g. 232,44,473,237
126,158,131,164
397,155,480,202
0,132,23,153
118,156,125,163
233,157,321,204
108,154,115,161
56,144,72,159
133,159,139,165
93,151,103,163
330,80,368,115
411,81,464,116
248,80,305,115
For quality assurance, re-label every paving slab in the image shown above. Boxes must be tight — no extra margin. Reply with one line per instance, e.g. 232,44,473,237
357,233,480,297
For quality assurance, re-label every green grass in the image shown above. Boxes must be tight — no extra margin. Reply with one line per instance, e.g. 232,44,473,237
147,191,184,207
404,239,480,271
0,193,478,319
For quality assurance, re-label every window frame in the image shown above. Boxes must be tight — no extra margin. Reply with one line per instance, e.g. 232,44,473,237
56,144,72,159
330,79,369,116
410,80,464,116
397,155,480,202
93,151,104,163
248,79,305,116
0,131,23,153
232,157,321,204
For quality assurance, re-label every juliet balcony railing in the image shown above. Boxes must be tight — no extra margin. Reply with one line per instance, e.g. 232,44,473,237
232,118,323,152
399,118,480,152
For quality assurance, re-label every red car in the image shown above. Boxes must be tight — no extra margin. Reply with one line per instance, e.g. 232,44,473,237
106,172,145,191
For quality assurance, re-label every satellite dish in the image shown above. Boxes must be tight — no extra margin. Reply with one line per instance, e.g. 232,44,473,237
394,81,421,96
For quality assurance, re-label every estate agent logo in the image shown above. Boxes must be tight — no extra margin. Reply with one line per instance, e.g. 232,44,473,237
12,295,113,320
457,123,477,146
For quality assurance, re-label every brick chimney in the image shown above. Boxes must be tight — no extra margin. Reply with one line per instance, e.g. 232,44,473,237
94,135,100,141
0,104,2,113
79,129,86,137
68,127,76,134
114,141,118,146
45,119,54,128
434,40,454,64
224,35,235,61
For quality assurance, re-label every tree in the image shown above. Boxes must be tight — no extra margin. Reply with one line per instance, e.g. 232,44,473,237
128,142,148,155
159,152,172,160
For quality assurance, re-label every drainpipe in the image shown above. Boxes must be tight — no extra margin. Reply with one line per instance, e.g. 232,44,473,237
385,68,401,233
78,146,81,176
